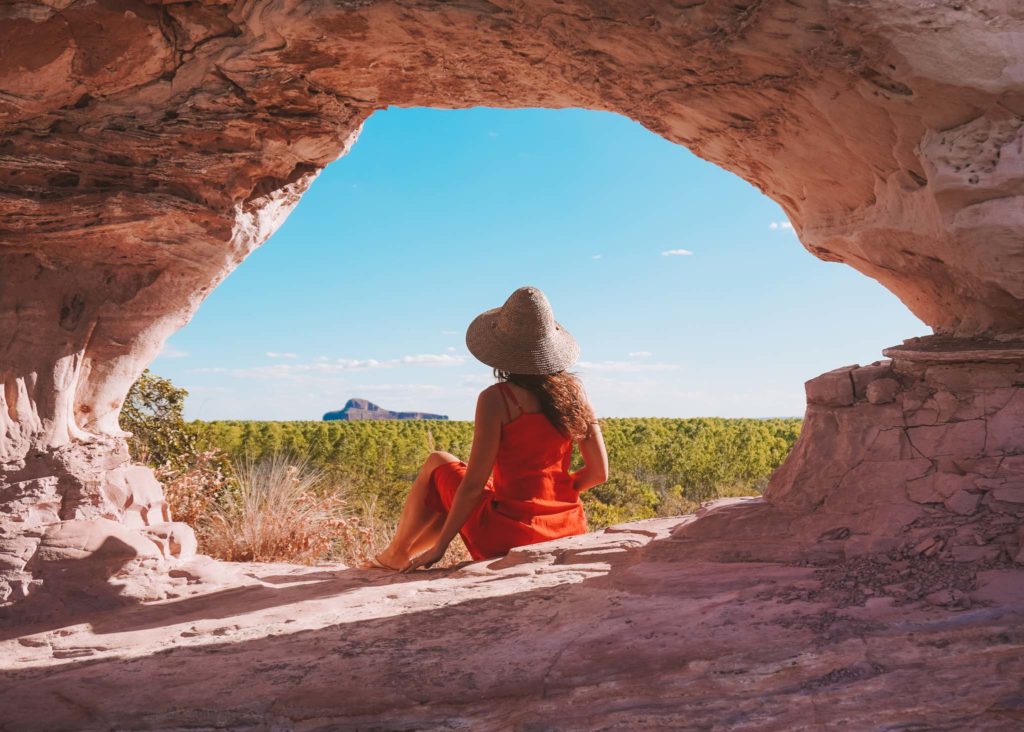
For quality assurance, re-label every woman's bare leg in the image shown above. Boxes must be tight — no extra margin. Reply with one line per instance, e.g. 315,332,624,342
375,451,457,568
406,512,448,557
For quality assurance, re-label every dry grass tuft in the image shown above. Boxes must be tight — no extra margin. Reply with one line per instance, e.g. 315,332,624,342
164,450,477,569
200,455,369,564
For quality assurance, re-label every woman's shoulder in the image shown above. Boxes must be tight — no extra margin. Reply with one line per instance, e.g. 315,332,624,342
476,383,506,412
478,383,503,399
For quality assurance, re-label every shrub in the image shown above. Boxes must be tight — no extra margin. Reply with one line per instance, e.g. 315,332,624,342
156,450,232,527
655,484,700,518
582,473,659,529
121,369,197,468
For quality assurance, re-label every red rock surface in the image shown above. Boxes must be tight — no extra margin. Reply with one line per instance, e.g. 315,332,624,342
2,510,1023,730
0,3,1023,724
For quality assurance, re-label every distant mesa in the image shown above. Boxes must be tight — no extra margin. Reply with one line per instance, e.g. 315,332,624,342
323,398,449,421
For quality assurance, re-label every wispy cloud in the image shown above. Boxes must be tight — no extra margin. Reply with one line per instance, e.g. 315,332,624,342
349,383,447,395
189,367,227,373
228,353,467,380
266,351,299,359
158,344,189,359
591,254,603,260
769,220,794,231
577,360,678,373
627,351,652,358
441,330,459,336
400,354,466,366
661,249,693,257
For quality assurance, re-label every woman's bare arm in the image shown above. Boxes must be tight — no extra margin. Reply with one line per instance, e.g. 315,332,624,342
570,420,608,493
403,387,502,570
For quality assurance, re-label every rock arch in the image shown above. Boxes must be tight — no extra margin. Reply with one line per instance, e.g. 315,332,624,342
1,0,1022,599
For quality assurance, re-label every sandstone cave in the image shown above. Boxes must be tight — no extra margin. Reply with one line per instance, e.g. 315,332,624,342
1,1,1022,728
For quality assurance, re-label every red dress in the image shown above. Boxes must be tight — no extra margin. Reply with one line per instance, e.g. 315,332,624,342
424,383,588,559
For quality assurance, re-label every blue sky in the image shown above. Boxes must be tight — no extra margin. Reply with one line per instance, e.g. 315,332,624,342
153,107,927,421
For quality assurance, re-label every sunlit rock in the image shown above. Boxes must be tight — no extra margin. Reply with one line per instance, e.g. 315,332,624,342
0,5,1022,722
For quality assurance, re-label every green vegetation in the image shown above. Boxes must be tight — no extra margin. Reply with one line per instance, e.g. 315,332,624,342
122,372,801,562
121,370,197,468
191,417,801,530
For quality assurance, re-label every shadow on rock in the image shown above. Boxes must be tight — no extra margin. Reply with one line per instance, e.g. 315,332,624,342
0,536,142,641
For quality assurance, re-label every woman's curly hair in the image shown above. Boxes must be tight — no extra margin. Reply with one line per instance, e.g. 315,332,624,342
494,369,595,441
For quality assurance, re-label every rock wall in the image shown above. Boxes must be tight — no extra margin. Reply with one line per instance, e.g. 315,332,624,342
765,336,1024,561
0,0,1022,598
0,437,197,602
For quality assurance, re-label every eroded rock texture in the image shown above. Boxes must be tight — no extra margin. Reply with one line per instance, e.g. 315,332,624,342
1,1,1023,600
765,336,1024,562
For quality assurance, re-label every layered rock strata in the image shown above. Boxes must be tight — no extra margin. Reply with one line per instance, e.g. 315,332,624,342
0,0,1023,599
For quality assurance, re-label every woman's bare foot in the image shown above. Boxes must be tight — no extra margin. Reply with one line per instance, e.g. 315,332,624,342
360,552,405,571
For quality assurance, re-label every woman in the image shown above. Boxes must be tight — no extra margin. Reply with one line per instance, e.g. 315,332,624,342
367,286,609,572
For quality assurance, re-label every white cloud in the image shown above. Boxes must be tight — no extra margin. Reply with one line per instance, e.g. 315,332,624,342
227,353,466,380
350,383,447,395
661,249,693,256
158,344,189,359
591,254,602,260
189,367,227,373
487,131,499,138
266,351,299,359
769,220,794,231
576,360,679,373
400,354,466,366
628,351,653,358
441,330,459,336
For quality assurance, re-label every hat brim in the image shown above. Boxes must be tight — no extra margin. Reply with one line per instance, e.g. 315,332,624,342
465,308,580,375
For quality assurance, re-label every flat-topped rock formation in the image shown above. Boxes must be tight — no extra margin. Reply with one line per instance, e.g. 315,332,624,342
323,398,448,422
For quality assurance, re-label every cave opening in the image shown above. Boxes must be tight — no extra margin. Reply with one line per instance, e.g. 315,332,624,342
152,106,924,424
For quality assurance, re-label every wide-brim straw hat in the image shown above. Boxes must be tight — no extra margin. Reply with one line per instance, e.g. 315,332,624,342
465,286,580,375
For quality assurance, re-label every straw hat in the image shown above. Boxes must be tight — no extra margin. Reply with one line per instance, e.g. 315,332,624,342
465,286,580,375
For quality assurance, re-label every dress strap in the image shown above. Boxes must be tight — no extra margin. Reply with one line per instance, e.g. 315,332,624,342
497,382,521,421
497,382,512,422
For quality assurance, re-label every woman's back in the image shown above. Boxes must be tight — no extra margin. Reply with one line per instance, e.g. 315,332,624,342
491,382,576,504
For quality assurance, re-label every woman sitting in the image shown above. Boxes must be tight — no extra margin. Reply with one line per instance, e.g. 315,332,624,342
367,286,608,572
